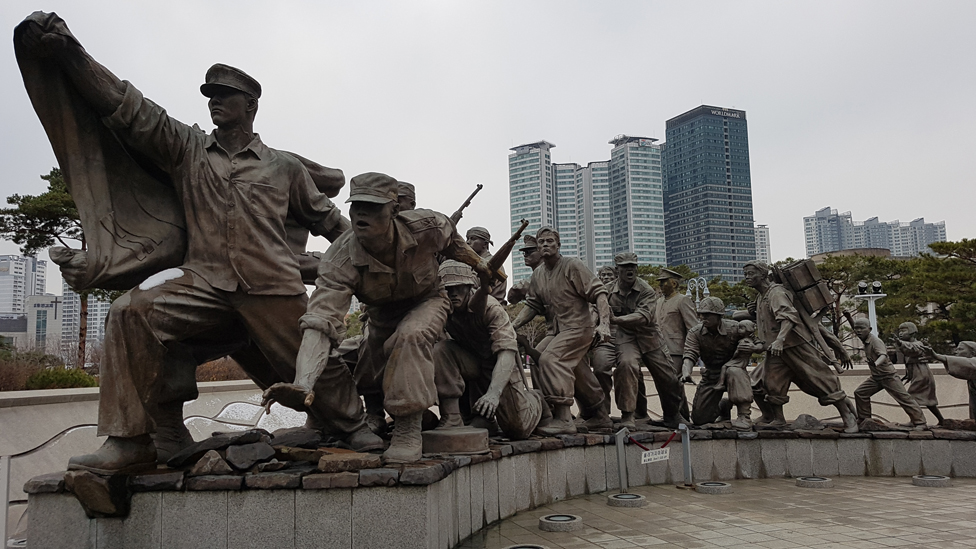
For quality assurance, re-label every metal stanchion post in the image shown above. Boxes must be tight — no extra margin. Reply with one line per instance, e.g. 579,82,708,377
679,423,693,487
615,428,629,493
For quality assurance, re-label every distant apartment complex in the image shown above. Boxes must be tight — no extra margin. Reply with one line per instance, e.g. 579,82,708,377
0,255,46,313
663,105,756,282
803,207,947,257
754,224,771,264
508,136,666,280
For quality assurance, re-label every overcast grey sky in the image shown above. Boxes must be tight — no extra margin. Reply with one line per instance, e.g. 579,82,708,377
2,1,974,295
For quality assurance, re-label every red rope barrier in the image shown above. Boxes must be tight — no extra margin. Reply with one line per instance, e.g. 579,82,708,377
628,430,679,451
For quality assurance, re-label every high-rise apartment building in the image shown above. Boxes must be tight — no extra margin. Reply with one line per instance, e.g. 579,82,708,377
803,206,947,257
509,141,555,282
508,136,667,280
0,255,47,313
27,294,64,352
754,224,771,264
663,105,756,282
61,279,112,354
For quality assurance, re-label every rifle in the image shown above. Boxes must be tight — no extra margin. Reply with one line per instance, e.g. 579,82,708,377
486,219,529,281
449,184,483,225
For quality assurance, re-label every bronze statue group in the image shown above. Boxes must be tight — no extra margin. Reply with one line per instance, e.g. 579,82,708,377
14,12,976,474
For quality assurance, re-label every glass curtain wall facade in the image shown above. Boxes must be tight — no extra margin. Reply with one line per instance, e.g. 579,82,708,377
664,106,756,282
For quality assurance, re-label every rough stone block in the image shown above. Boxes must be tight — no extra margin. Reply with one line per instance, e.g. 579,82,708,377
469,462,484,532
227,490,295,549
757,430,798,439
712,429,738,439
400,461,451,485
866,439,894,476
184,474,242,491
710,439,737,481
295,488,351,549
920,439,952,476
27,494,95,549
737,431,759,439
318,452,382,473
512,453,531,511
584,445,607,493
871,431,908,439
301,471,358,489
557,434,586,447
786,439,813,477
811,439,839,476
584,433,607,445
95,492,163,549
908,430,935,439
188,450,233,477
547,448,568,501
24,472,65,494
564,447,586,496
932,429,976,440
161,491,227,549
792,413,824,430
760,438,789,478
891,439,922,476
225,441,275,470
837,437,867,476
604,443,621,490
244,471,302,489
271,426,322,449
64,470,131,519
798,430,840,439
950,440,976,477
353,486,432,549
274,446,327,463
129,470,184,492
167,429,266,468
508,440,541,455
539,437,563,451
689,429,712,440
359,468,400,487
486,459,503,522
735,439,762,479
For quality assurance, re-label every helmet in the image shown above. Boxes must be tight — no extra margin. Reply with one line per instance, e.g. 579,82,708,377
696,296,725,315
439,260,477,287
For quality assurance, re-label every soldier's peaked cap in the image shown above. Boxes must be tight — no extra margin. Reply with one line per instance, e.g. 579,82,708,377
614,252,639,266
397,182,416,199
200,63,262,98
657,268,684,281
519,235,538,252
346,173,398,204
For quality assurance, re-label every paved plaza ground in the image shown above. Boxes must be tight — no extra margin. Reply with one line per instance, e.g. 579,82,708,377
460,477,976,549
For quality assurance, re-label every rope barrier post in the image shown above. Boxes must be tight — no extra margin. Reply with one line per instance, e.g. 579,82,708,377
614,427,629,494
1,454,10,548
679,423,693,487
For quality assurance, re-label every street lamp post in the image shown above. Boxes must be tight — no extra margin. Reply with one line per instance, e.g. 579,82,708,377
686,276,709,305
852,281,886,335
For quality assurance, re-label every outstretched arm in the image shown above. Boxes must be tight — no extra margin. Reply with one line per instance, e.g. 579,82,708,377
473,350,517,418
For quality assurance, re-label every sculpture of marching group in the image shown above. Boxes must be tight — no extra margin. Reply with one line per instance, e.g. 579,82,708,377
14,12,976,476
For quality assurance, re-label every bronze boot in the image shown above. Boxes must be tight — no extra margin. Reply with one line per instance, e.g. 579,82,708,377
68,435,157,475
153,401,194,463
383,412,424,463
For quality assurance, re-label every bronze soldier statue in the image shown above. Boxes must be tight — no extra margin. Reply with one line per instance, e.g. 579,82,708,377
433,261,543,439
607,253,688,429
15,12,383,473
511,227,612,435
741,260,858,432
264,173,494,463
851,319,927,429
466,226,508,305
397,182,416,211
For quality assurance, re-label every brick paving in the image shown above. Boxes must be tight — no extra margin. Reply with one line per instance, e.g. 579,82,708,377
460,477,976,548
